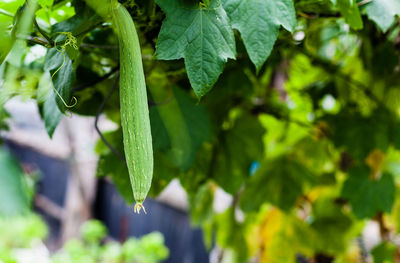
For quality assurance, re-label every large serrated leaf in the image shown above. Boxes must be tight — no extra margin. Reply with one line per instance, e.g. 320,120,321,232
341,166,395,218
324,108,398,162
310,195,356,254
240,157,314,212
213,113,265,194
222,0,296,71
363,0,400,32
155,0,236,97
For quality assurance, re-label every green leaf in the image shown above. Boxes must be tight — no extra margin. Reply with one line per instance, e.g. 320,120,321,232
260,114,310,159
341,166,395,218
215,208,248,262
0,148,29,216
363,0,400,32
204,66,253,125
213,113,265,194
84,0,112,19
336,0,363,30
44,48,76,113
179,143,213,194
42,91,63,138
292,137,332,174
155,0,236,97
149,152,180,196
149,106,171,152
310,196,356,254
149,86,212,170
188,182,214,226
249,209,315,263
0,0,25,14
96,125,182,204
240,156,314,212
2,2,35,66
0,22,14,65
52,6,101,38
324,108,395,162
96,130,134,204
173,88,212,164
222,0,296,71
371,242,396,263
38,72,63,138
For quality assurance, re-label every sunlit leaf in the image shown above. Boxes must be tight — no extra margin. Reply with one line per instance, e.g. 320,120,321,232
223,0,296,70
363,0,400,32
155,0,236,97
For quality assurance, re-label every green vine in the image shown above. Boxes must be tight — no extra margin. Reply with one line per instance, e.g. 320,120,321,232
50,32,78,109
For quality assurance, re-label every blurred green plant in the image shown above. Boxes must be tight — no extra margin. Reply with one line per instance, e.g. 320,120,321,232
0,148,30,216
52,220,169,263
0,217,168,263
0,213,48,263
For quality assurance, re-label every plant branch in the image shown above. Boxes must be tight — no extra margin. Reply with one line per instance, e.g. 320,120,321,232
94,74,126,164
80,43,118,50
24,20,106,48
33,19,53,45
54,21,105,46
35,194,65,220
357,0,373,6
298,11,341,19
19,35,51,47
216,248,225,263
375,212,390,241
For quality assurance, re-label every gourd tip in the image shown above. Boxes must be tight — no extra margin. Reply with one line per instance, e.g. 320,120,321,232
134,203,147,214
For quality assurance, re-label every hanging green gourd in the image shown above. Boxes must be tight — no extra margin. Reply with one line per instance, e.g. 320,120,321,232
111,1,153,214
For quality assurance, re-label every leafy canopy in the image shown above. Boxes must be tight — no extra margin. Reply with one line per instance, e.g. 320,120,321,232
1,0,400,262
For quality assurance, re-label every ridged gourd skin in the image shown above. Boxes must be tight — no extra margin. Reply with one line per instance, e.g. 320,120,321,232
112,2,153,213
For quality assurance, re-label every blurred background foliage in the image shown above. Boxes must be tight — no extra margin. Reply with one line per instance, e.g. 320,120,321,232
0,213,169,263
52,221,169,263
1,0,400,262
